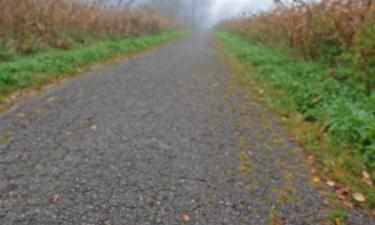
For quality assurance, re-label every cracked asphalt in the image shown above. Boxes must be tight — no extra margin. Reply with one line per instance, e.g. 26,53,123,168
0,32,374,225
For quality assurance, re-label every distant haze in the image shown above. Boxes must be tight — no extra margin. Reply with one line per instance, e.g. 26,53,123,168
205,0,276,27
85,0,291,27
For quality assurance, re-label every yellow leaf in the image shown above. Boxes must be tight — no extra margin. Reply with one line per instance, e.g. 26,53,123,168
362,171,371,180
182,214,190,223
326,180,336,187
352,193,366,202
312,176,320,183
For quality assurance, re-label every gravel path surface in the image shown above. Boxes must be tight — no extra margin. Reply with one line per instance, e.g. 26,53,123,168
0,32,373,225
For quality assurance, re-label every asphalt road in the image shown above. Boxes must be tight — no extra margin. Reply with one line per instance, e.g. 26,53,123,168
0,32,373,225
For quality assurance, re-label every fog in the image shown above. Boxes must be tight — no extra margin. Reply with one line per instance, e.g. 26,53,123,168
204,0,276,27
155,0,282,27
86,0,291,27
164,0,279,27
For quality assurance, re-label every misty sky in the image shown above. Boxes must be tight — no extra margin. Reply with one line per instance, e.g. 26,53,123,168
128,0,279,26
102,0,291,27
205,0,275,26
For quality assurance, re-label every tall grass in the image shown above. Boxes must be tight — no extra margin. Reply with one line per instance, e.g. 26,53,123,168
217,31,375,209
0,0,180,60
218,1,375,180
219,0,375,94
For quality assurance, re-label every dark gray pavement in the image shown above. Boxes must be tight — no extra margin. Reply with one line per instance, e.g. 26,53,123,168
0,32,373,225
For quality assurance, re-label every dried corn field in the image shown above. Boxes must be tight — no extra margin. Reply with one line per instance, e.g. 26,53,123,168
219,0,375,92
0,0,179,58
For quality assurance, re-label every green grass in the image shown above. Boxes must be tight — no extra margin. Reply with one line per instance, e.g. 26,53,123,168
326,208,347,225
0,30,191,94
216,31,375,209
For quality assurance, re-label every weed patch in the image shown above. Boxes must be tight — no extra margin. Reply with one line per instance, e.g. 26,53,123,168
216,31,375,209
0,31,190,95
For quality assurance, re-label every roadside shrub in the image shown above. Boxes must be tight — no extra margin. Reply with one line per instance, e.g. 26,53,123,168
218,0,375,94
0,0,181,60
217,32,375,177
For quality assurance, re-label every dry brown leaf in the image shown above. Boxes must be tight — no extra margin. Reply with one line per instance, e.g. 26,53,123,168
371,209,375,217
50,194,60,204
336,187,349,195
90,124,97,131
342,201,354,209
338,194,346,201
308,155,315,165
315,123,329,137
311,168,320,175
326,180,336,187
362,171,371,180
362,178,373,187
16,112,25,118
47,97,55,103
312,176,321,183
335,218,342,225
275,218,285,225
182,214,190,223
352,193,366,202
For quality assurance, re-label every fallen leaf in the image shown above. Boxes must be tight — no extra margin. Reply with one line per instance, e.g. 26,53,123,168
274,218,285,225
326,180,336,187
182,214,190,223
342,201,354,209
335,217,342,225
47,97,55,103
338,194,346,201
336,187,349,195
270,213,285,225
362,171,371,180
308,155,315,165
90,124,97,131
364,179,373,187
10,94,17,100
315,123,329,137
16,112,25,118
312,176,321,183
371,209,375,216
311,96,323,106
247,151,254,157
50,194,60,204
311,168,320,175
352,193,366,202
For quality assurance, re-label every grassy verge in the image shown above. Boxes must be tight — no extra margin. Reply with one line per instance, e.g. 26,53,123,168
216,31,375,212
0,30,191,95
